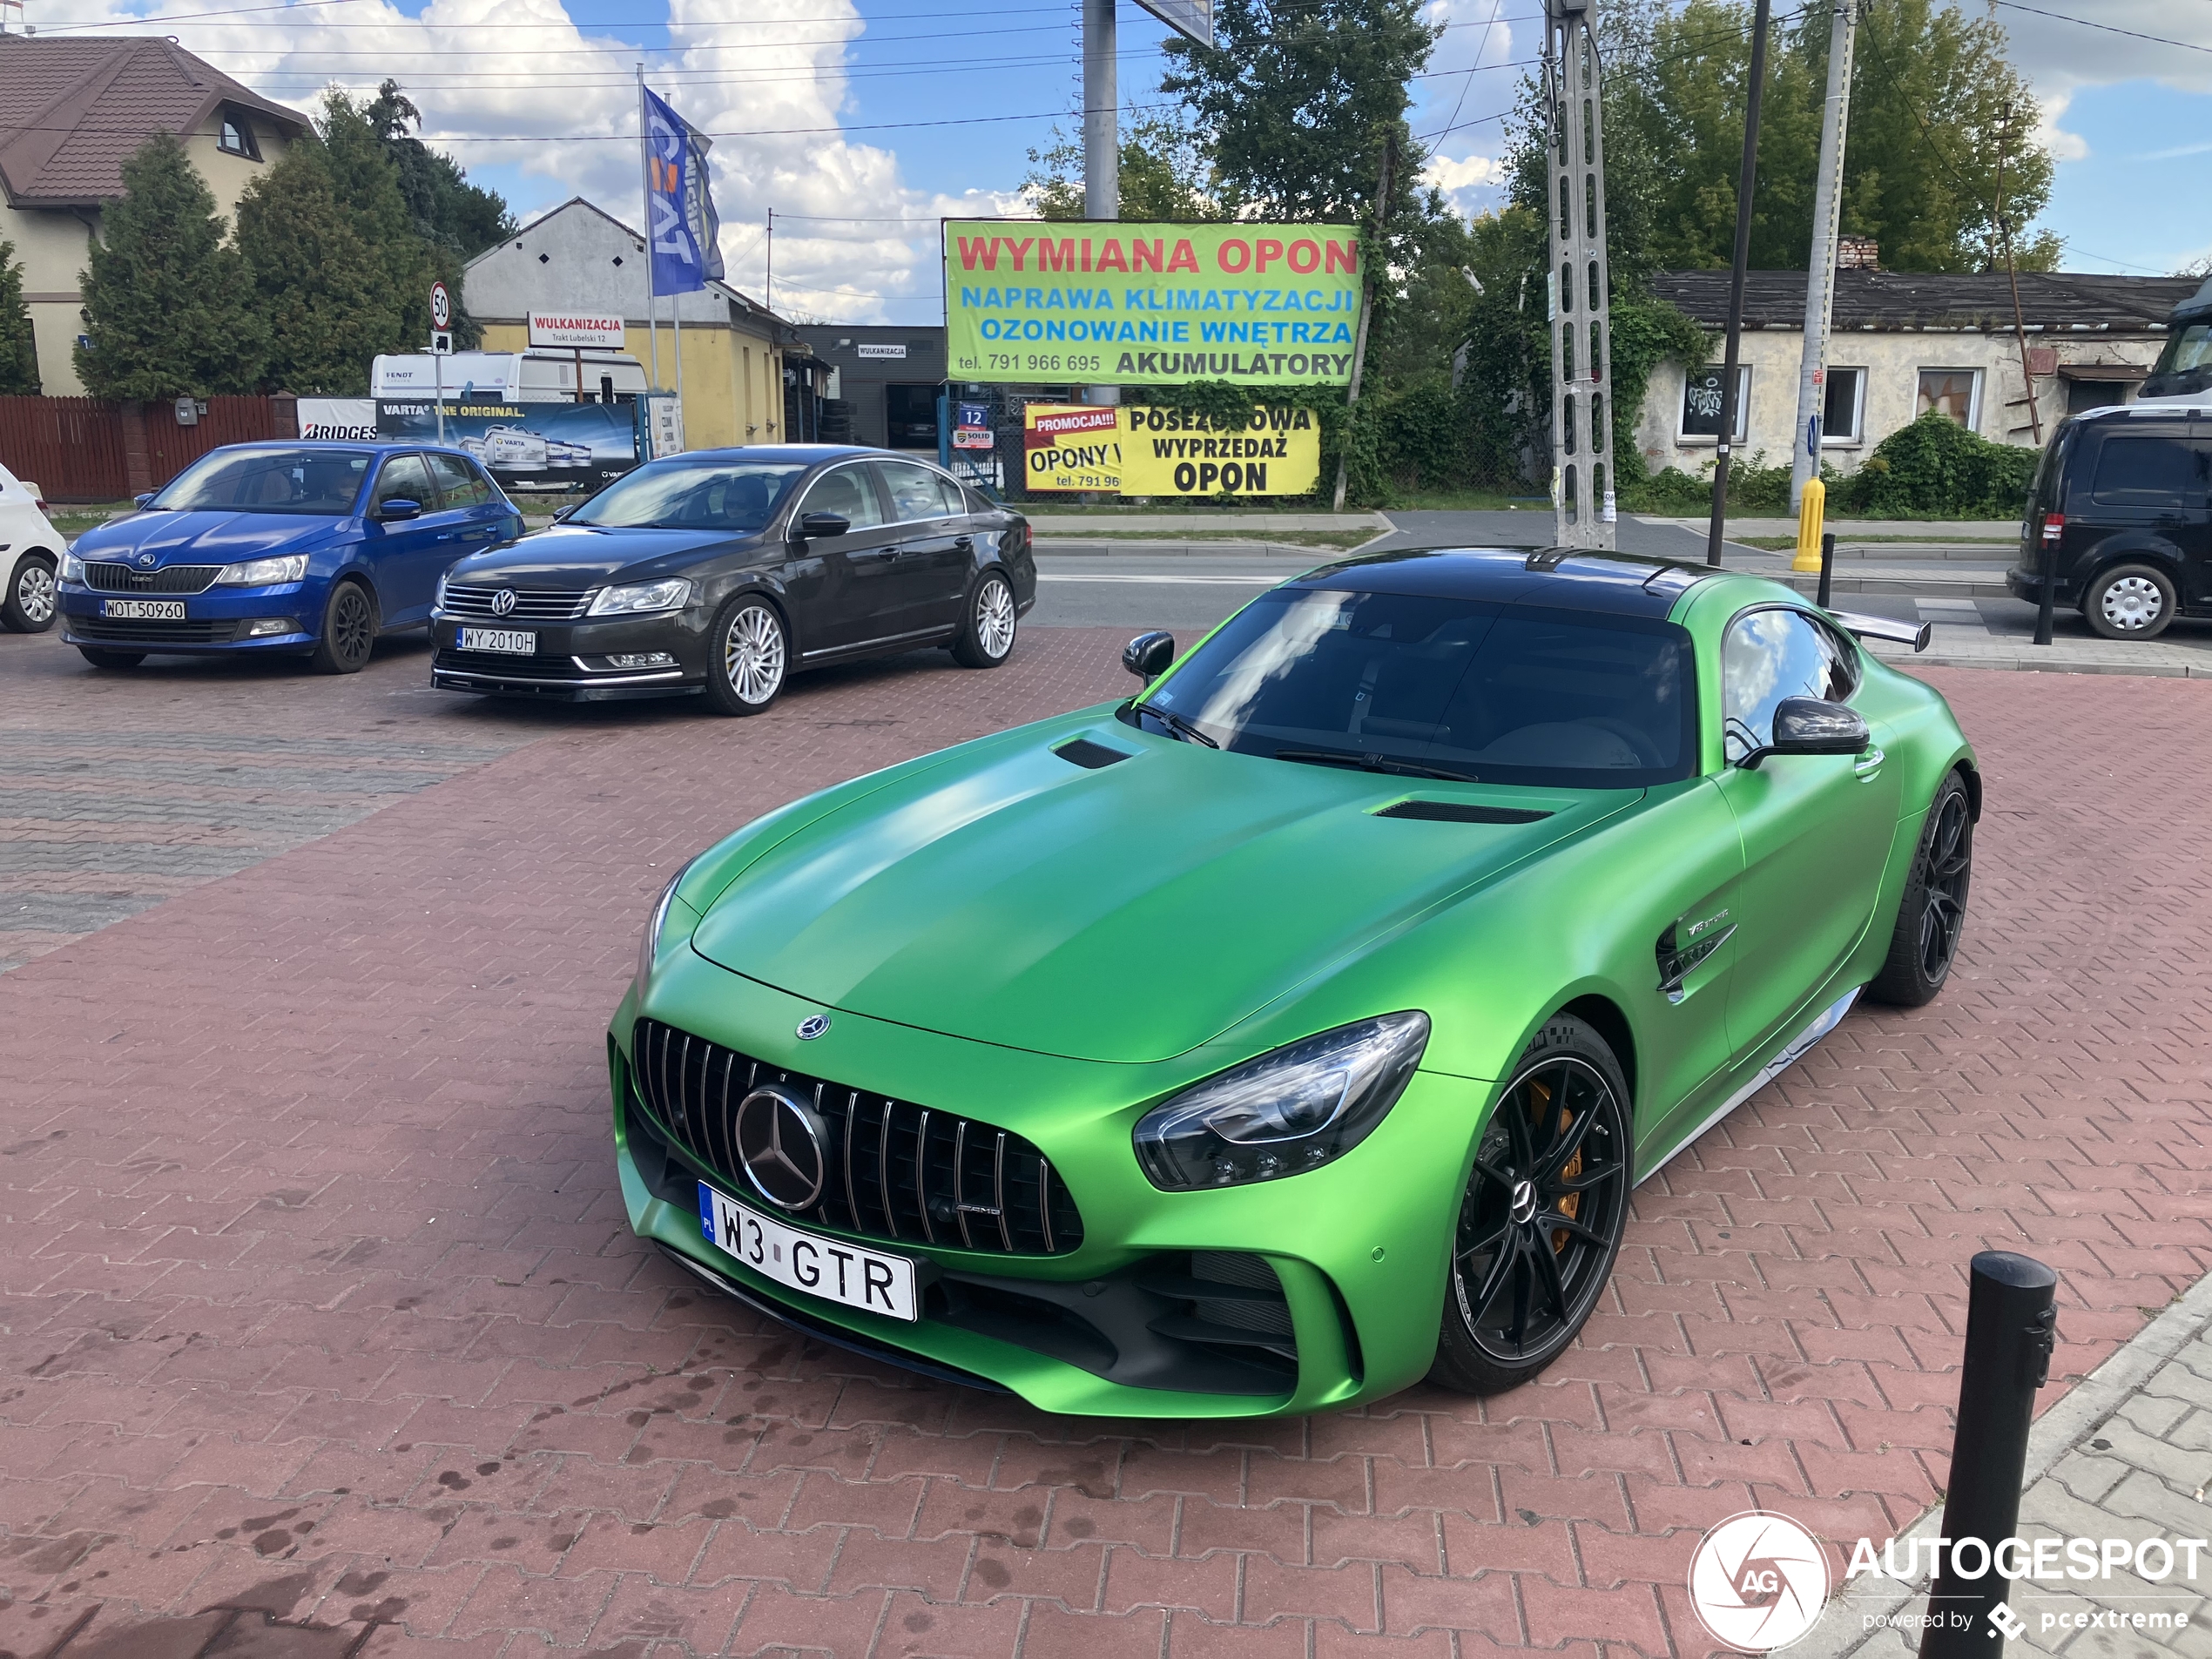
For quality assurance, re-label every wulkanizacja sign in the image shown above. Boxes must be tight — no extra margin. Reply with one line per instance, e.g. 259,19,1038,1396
946,221,1362,387
1023,402,1321,496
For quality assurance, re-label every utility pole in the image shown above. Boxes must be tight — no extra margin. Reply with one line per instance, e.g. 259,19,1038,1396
1082,0,1120,410
1790,0,1856,512
1332,131,1395,514
1543,0,1615,550
1704,0,1772,566
1995,102,2043,446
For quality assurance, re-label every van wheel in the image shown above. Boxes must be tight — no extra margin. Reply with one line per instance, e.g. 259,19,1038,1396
2084,563,2175,640
2,553,56,631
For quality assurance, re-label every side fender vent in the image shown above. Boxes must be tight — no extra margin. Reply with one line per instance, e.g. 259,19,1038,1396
1374,800,1552,825
1055,738,1132,770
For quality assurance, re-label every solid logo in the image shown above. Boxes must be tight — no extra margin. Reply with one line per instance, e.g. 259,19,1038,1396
1689,1511,1831,1653
733,1084,826,1211
489,589,517,617
796,1014,830,1041
1989,1605,2027,1641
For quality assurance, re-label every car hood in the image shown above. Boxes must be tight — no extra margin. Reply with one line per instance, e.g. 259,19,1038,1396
74,511,342,565
449,523,760,587
688,721,1635,1064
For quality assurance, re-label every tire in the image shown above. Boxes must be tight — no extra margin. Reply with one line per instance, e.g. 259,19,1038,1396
1866,770,1973,1007
948,570,1017,669
77,646,144,670
1429,1014,1632,1395
1,553,57,632
701,594,789,716
2083,563,2176,641
307,579,378,675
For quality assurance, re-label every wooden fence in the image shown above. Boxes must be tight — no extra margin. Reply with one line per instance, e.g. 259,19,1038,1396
0,395,296,502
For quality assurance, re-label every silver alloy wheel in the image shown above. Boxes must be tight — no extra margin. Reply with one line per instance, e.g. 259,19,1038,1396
16,561,55,625
2100,574,2166,632
975,576,1015,659
724,603,786,705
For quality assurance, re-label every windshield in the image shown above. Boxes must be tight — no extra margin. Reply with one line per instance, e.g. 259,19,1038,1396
567,459,808,530
2144,320,2212,396
1132,586,1696,789
150,448,373,515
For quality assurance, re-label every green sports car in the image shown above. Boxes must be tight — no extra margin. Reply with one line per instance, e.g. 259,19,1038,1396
609,547,1976,1416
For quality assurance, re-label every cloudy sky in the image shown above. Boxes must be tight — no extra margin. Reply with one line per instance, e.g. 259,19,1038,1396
27,0,2212,321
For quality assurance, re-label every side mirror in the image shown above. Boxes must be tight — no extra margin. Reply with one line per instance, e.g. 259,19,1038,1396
133,493,156,509
552,502,578,523
796,511,850,539
1737,696,1869,769
375,496,423,522
1123,631,1176,682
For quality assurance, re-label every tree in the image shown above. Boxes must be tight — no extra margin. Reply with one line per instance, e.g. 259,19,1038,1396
0,241,38,395
76,132,263,399
316,89,448,352
236,145,401,394
1022,111,1220,221
361,80,515,260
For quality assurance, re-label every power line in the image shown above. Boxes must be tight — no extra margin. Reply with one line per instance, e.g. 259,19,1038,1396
1983,0,2212,55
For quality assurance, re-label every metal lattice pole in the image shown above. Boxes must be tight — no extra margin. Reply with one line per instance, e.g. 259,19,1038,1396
1545,0,1614,550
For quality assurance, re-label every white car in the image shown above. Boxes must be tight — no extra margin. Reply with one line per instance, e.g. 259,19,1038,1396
0,462,62,632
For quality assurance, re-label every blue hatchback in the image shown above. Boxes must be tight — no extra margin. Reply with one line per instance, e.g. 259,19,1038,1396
59,442,523,674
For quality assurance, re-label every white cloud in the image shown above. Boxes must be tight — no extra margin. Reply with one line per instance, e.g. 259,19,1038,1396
2031,91,2088,164
1986,0,2212,97
1424,150,1501,213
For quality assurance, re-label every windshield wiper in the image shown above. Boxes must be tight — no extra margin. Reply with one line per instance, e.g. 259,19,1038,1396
1274,747,1479,783
1136,704,1218,748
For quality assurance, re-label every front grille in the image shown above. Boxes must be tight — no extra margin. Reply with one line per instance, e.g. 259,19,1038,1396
72,617,239,644
84,562,221,594
630,1018,1082,1257
442,582,595,622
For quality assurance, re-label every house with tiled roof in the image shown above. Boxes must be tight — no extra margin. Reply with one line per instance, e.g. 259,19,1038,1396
0,35,308,395
1634,262,2202,479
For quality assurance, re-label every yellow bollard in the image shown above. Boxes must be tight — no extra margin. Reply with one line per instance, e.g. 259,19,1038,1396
1792,478,1826,573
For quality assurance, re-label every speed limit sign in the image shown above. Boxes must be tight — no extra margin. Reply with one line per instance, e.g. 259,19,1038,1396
429,281,451,329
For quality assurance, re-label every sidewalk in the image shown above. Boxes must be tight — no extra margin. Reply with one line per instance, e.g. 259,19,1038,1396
1866,631,2212,678
1642,516,2020,540
1025,510,1387,534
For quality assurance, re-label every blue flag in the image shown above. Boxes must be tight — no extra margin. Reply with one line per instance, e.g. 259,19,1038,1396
642,88,724,296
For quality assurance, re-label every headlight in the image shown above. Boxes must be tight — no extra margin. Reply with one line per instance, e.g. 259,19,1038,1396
59,551,84,583
214,554,309,586
635,865,691,996
1133,1012,1429,1190
590,578,692,617
434,571,448,609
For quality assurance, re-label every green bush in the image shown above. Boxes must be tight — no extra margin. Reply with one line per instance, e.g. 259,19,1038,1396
1833,410,2039,517
1617,451,1811,515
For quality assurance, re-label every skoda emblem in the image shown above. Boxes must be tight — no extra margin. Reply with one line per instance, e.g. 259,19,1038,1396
137,552,156,568
733,1084,826,1211
489,588,518,617
796,1014,831,1041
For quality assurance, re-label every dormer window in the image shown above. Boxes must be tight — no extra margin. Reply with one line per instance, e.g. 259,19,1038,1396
216,111,260,159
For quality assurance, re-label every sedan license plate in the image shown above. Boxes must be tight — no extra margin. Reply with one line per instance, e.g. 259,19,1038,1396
698,1181,917,1321
101,598,185,620
457,626,535,655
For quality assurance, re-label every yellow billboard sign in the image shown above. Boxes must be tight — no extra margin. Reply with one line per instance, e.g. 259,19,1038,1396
946,220,1363,387
1020,402,1321,496
1022,404,1122,492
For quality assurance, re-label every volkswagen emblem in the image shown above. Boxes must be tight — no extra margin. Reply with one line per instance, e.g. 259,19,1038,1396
796,1014,831,1041
489,588,518,617
733,1084,826,1211
137,552,156,568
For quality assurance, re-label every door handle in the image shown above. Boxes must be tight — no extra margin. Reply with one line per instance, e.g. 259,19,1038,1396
952,535,974,550
1854,746,1885,779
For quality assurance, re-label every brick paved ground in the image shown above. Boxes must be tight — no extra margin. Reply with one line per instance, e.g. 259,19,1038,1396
2,624,2210,1658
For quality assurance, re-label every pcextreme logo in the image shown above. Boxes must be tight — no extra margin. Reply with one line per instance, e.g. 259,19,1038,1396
1689,1511,1831,1653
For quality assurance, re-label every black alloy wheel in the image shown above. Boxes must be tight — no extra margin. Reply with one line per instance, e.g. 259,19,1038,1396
702,595,789,716
309,580,377,675
949,570,1017,669
1868,771,1974,1007
1430,1014,1631,1395
2,553,57,632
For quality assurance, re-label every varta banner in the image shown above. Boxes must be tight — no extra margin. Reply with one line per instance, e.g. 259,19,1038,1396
947,220,1363,387
1022,402,1321,496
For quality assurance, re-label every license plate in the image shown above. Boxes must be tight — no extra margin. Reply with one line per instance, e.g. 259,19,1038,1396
698,1180,917,1321
102,598,185,620
457,627,535,655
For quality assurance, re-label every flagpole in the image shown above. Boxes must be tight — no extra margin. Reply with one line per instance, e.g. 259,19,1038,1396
637,64,659,397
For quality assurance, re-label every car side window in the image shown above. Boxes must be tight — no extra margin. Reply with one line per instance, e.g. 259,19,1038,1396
796,464,886,529
1722,608,1857,762
372,454,434,514
424,452,490,509
2090,435,2199,508
878,460,954,523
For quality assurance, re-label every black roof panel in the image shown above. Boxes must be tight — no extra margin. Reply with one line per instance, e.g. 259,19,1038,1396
1293,547,1713,617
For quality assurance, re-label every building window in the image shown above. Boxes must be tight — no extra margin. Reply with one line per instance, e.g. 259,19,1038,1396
215,112,259,159
1916,369,1981,429
1679,365,1750,443
1821,367,1865,444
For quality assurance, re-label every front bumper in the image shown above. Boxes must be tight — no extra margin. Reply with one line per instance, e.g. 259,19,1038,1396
59,581,315,655
430,609,702,700
610,952,1479,1418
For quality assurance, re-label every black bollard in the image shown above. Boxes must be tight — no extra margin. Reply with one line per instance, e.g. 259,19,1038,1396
1817,531,1835,612
2033,522,2057,647
1919,1251,2058,1656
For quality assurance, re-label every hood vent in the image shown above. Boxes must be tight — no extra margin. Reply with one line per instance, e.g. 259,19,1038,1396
1055,738,1132,770
1374,800,1552,826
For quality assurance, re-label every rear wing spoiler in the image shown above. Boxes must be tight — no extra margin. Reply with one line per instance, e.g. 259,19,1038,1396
1831,610,1932,653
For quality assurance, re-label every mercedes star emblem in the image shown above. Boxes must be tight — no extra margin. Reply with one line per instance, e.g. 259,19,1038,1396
733,1084,827,1211
489,588,518,617
796,1014,831,1041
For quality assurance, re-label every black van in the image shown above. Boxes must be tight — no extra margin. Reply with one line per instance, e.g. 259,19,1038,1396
2008,404,2212,639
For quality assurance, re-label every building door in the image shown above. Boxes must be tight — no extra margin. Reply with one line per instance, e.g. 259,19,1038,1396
883,384,941,450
